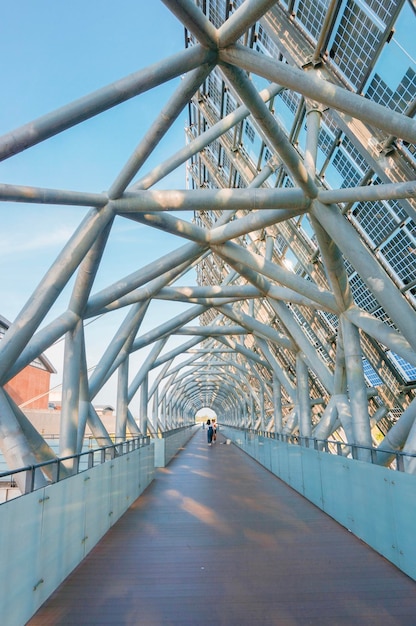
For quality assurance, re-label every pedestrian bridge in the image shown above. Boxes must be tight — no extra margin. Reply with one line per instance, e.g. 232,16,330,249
1,1,416,624
2,425,416,625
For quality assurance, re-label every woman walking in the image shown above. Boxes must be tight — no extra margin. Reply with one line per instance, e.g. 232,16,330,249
206,419,214,445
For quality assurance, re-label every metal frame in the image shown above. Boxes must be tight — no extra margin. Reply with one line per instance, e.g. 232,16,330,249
0,0,415,482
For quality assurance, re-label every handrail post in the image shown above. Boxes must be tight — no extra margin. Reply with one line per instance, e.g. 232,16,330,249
396,453,405,472
51,460,60,483
24,467,35,494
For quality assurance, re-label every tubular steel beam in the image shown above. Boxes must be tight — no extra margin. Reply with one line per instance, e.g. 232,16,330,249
0,205,114,384
218,0,278,49
0,183,108,207
296,353,312,437
108,62,215,199
85,241,206,317
212,241,338,312
311,0,341,63
162,0,218,49
5,311,79,383
216,336,270,369
154,285,262,299
345,307,416,368
88,301,149,400
133,83,284,191
151,337,206,370
128,339,168,404
254,336,296,401
215,304,294,350
91,253,209,314
311,199,416,352
0,389,48,491
208,205,309,244
116,358,129,442
120,211,209,244
318,181,416,205
212,254,337,313
0,45,214,161
219,63,318,197
220,45,416,143
60,321,83,461
340,315,372,456
113,187,309,212
175,325,248,336
132,304,208,352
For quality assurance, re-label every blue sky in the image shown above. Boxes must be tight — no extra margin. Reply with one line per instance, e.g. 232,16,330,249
1,2,415,408
0,2,194,406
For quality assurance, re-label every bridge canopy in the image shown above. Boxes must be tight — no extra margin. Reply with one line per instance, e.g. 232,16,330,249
0,0,415,480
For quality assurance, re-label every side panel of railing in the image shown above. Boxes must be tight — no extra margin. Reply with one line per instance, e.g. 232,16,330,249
222,427,416,581
154,424,200,467
0,443,155,626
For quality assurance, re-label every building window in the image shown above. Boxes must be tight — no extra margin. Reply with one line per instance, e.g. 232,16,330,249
332,148,363,188
329,0,384,88
294,0,330,41
244,121,255,143
380,227,416,285
349,272,380,312
351,200,398,247
366,67,416,113
363,358,383,385
387,352,416,382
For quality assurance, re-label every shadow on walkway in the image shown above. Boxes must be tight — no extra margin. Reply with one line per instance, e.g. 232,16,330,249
29,428,416,625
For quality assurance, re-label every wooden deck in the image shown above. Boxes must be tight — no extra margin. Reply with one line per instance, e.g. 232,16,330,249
29,428,416,625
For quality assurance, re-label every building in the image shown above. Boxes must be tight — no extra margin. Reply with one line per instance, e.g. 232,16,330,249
0,315,56,410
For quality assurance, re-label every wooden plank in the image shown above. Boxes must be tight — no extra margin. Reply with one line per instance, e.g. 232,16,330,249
29,430,416,625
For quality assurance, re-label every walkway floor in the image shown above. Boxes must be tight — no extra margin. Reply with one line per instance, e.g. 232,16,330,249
29,429,416,625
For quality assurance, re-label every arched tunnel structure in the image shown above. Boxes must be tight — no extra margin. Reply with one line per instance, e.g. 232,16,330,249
0,3,416,620
0,0,415,483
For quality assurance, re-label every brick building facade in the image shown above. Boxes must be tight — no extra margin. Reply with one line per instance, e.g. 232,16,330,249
0,315,55,410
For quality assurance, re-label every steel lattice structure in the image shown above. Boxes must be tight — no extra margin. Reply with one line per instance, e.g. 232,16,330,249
0,0,415,491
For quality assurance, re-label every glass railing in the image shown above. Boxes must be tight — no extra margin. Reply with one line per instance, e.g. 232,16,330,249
226,426,416,472
0,435,150,502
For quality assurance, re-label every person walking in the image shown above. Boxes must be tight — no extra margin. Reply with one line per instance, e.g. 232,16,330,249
206,419,214,445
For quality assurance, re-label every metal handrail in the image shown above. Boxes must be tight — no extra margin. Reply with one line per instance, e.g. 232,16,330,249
0,425,198,498
0,435,151,500
158,424,199,438
229,426,416,472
